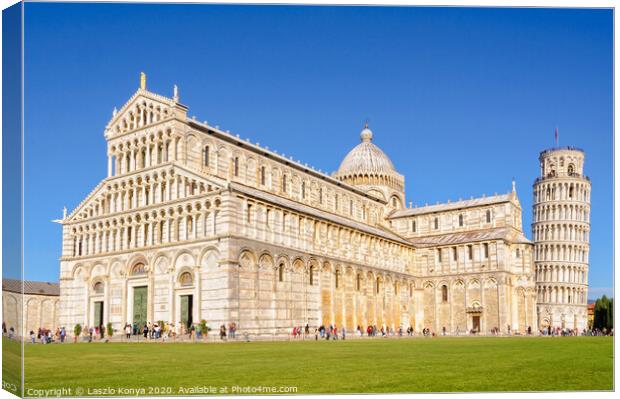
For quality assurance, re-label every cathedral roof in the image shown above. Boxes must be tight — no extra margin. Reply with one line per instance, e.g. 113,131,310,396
389,192,517,218
335,125,398,178
229,182,412,246
2,279,60,296
407,227,531,247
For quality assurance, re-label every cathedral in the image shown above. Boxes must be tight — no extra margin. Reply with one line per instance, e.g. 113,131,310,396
57,76,590,337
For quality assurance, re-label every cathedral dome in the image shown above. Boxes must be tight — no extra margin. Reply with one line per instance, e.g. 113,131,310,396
336,124,397,177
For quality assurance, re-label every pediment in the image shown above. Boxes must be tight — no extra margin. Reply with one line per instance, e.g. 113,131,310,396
65,165,224,223
105,89,187,138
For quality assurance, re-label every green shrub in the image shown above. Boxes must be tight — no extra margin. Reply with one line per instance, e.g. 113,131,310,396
106,322,113,337
74,324,82,337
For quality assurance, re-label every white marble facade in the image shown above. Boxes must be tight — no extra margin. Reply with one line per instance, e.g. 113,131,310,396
57,79,588,337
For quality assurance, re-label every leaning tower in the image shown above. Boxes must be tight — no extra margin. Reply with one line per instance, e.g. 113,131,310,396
533,147,591,331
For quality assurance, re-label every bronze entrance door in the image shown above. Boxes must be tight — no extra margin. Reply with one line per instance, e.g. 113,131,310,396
180,295,193,329
133,286,148,328
94,301,104,328
472,315,481,332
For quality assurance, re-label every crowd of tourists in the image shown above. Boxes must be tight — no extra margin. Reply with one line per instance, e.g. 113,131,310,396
539,326,613,336
2,320,613,343
119,321,238,342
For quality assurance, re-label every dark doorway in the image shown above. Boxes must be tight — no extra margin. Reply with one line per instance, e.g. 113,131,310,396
133,286,148,328
94,301,104,328
180,295,193,329
472,315,481,332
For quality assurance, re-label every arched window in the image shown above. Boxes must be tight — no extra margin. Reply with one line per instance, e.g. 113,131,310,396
434,217,439,230
204,145,209,167
131,263,146,276
441,285,448,302
376,277,381,294
278,264,284,282
568,164,575,175
356,274,362,291
459,214,464,227
301,182,306,199
412,220,416,232
486,210,492,223
309,265,315,286
483,243,489,259
260,166,266,185
282,174,287,193
335,270,340,289
187,216,193,234
233,157,239,177
93,281,104,294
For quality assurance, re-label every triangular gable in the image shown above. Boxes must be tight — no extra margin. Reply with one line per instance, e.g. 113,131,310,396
105,89,188,138
65,165,225,223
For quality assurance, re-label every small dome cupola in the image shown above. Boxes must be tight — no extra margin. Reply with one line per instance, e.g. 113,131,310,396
334,123,405,208
360,122,373,142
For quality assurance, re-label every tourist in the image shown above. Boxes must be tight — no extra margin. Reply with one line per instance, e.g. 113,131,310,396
220,324,227,340
30,330,36,344
8,327,14,340
305,323,310,336
314,328,319,340
125,324,131,340
341,326,346,340
60,327,66,343
2,322,6,337
142,324,148,339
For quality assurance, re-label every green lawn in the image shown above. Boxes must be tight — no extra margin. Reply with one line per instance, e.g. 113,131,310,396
2,337,22,396
8,336,615,395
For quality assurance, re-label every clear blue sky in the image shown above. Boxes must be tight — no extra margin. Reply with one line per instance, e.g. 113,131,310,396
21,3,613,298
